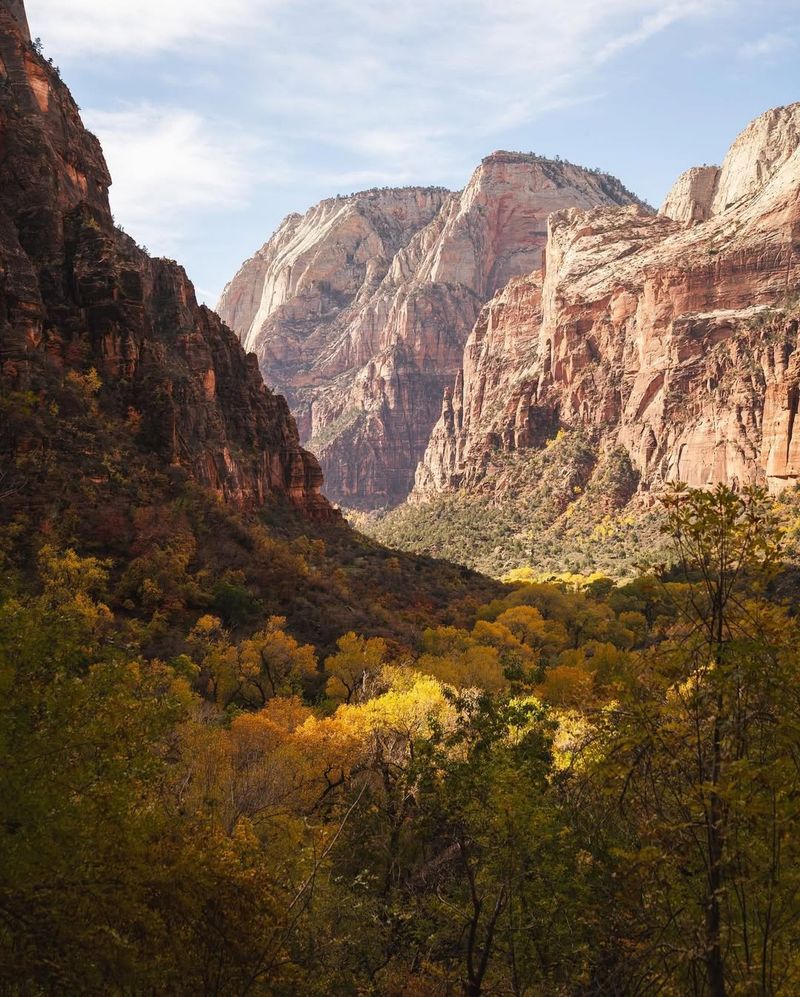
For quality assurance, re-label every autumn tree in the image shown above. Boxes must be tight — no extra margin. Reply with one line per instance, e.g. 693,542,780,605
189,614,317,708
587,485,800,996
325,631,387,703
408,693,590,995
0,551,324,993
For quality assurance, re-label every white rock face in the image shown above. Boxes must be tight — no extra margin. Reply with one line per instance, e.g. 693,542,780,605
218,189,449,355
711,102,800,214
659,103,800,226
659,165,720,223
218,156,646,508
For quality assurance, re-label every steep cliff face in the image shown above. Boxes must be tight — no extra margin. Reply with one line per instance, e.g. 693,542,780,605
0,2,331,518
659,166,720,223
219,156,646,508
414,103,800,510
711,102,800,214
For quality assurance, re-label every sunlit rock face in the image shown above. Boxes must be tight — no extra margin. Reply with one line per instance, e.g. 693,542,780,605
414,103,800,504
218,157,645,508
0,2,333,519
660,166,720,223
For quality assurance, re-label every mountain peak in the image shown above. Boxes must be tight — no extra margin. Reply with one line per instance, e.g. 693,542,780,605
712,101,800,214
413,99,800,538
219,149,644,508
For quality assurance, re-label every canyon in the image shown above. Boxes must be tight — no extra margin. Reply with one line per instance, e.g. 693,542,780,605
2,7,800,996
7,0,798,571
218,158,646,508
222,102,800,539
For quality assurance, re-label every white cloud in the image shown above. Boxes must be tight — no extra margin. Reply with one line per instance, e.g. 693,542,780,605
32,0,745,274
25,0,281,57
83,105,264,254
256,0,728,179
738,32,795,59
595,3,706,62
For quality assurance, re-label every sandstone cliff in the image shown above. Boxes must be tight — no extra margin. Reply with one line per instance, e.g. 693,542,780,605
0,1,331,518
659,165,720,223
218,157,646,508
414,103,800,509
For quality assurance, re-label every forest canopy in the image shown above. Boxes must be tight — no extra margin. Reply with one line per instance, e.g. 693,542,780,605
2,483,799,994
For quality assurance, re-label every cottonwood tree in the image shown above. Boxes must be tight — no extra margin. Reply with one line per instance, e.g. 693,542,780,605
589,485,800,996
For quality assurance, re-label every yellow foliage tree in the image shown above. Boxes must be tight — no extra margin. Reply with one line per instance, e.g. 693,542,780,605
495,605,569,657
324,632,387,703
418,645,508,693
188,615,317,708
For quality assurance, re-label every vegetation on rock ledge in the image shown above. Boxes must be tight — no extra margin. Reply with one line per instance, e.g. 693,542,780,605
358,430,665,579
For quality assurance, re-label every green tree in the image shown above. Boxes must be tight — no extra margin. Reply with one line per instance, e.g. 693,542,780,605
407,695,589,995
0,551,313,994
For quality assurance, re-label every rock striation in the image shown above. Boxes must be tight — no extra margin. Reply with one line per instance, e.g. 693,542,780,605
0,1,332,518
218,156,646,508
414,102,800,505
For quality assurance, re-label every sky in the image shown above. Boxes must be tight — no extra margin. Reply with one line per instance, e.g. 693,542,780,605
24,0,799,307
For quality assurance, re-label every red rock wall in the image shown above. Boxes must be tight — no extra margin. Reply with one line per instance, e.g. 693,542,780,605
414,106,800,505
0,3,333,519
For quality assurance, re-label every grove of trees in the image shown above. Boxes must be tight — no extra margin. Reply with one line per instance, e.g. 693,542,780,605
1,485,799,994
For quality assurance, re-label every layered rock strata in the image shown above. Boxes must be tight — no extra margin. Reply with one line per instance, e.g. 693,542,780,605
219,157,646,507
0,2,332,518
414,103,800,503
